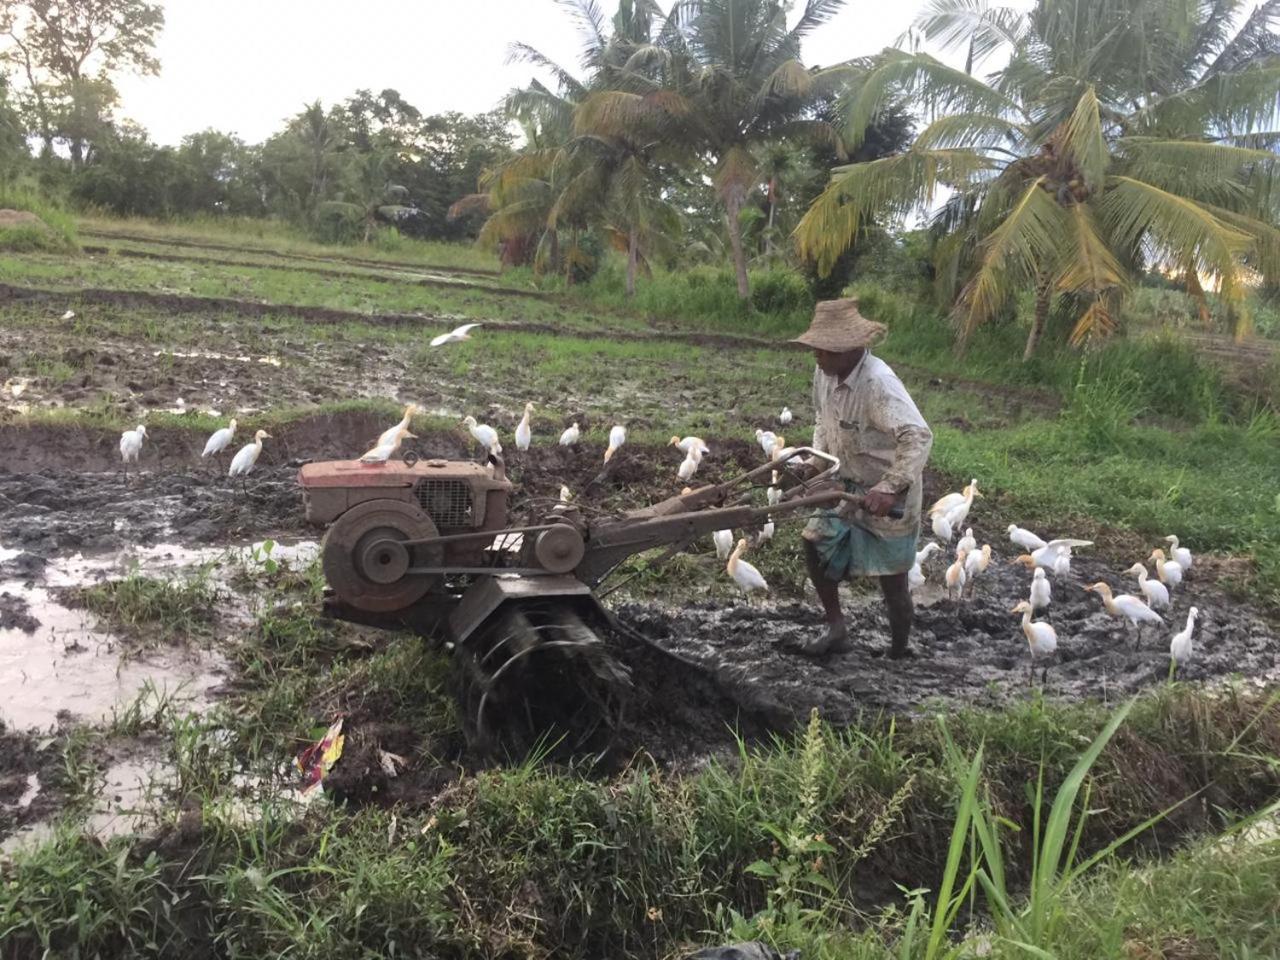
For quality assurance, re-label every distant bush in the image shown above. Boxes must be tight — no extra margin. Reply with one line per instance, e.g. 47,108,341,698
749,267,812,316
0,185,78,253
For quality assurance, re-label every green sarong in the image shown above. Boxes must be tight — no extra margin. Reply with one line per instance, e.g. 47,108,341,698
803,481,918,580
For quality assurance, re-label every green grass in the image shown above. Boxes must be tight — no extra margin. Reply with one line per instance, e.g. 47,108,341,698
0,185,79,253
69,569,221,647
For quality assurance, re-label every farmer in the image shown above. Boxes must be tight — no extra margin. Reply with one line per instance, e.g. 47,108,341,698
789,297,933,659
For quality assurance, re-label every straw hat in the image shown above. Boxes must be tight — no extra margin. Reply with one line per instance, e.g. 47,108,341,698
790,298,886,352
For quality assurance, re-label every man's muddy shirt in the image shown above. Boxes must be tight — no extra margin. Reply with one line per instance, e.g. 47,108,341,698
810,352,933,537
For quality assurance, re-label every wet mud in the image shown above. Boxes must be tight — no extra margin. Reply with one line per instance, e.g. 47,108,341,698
0,728,68,843
0,591,38,632
615,543,1280,725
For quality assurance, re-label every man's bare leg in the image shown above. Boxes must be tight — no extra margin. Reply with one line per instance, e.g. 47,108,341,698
879,572,913,659
800,539,849,654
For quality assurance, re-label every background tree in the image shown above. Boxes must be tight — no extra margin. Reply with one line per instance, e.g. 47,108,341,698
795,0,1280,355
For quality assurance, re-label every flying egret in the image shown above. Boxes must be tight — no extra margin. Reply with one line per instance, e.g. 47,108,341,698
229,430,271,493
375,404,418,449
945,549,968,600
727,538,768,595
202,418,237,466
677,446,702,481
1084,581,1164,639
1164,535,1193,572
669,435,710,456
429,322,481,347
515,402,534,451
360,424,416,463
1170,606,1199,669
1008,523,1048,552
1148,549,1183,590
604,424,626,463
559,422,581,446
755,429,779,459
778,406,792,425
1125,562,1170,610
119,424,146,483
908,542,941,591
964,544,992,597
712,529,734,561
462,415,501,455
956,527,977,556
1011,600,1058,684
1029,567,1052,612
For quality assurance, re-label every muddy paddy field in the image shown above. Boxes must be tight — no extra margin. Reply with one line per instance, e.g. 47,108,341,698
2,230,1280,958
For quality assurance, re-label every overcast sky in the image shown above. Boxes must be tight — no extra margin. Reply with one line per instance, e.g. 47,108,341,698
113,0,1017,146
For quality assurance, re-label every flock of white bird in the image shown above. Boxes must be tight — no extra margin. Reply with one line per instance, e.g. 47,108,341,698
116,320,1204,673
917,479,1201,673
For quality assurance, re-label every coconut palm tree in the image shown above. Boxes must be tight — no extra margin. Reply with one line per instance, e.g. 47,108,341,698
657,0,851,300
795,0,1280,356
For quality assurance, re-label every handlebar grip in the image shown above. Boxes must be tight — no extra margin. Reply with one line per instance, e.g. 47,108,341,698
888,503,905,520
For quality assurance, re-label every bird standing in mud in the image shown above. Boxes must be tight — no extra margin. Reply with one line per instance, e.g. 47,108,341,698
677,445,702,482
945,549,968,600
429,322,481,347
559,422,580,446
1085,581,1164,639
1007,523,1047,552
713,528,734,561
778,406,792,425
1149,548,1184,590
930,479,980,519
956,527,977,556
119,424,146,483
515,402,534,452
1015,539,1093,574
908,542,941,591
755,429,779,459
1125,562,1170,611
229,430,271,493
360,423,416,463
1011,600,1058,685
727,538,768,595
604,424,626,463
1170,606,1199,672
963,544,992,597
1029,567,1052,612
462,415,501,456
202,418,236,467
670,435,710,457
1165,535,1193,572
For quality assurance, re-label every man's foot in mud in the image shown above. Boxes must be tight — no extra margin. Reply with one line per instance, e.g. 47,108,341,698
785,623,851,657
869,645,916,660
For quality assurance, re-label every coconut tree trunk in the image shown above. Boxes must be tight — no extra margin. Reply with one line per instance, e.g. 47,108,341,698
626,226,639,298
547,229,560,277
724,190,750,301
764,178,777,257
1023,274,1052,361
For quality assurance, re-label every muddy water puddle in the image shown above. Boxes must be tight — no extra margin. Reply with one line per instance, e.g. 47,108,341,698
0,538,318,731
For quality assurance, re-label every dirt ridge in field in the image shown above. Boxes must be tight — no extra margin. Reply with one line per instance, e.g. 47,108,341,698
79,228,502,277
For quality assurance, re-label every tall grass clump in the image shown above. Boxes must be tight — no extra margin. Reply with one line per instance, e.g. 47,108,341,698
0,184,79,253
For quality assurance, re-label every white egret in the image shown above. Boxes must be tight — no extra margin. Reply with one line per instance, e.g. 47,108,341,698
1164,535,1193,571
712,529,734,561
755,429,779,459
1085,581,1164,637
1015,539,1093,572
677,446,702,482
930,480,980,518
559,422,581,446
964,544,992,597
767,472,782,508
727,538,768,595
1125,562,1170,610
515,402,534,451
559,485,573,503
1170,606,1199,668
119,424,146,482
360,424,416,463
1007,523,1048,552
1029,568,1052,612
229,430,271,492
1148,549,1183,590
931,512,954,543
945,549,968,600
60,309,75,321
908,542,941,591
756,520,775,546
669,435,710,457
1011,600,1058,683
429,322,481,347
604,424,626,463
375,404,418,449
202,418,237,463
779,406,793,425
462,415,501,455
956,528,976,556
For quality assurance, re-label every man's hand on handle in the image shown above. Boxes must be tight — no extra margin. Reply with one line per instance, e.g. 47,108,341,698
862,489,899,518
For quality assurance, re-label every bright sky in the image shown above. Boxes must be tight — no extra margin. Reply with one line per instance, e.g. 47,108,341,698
112,0,1016,146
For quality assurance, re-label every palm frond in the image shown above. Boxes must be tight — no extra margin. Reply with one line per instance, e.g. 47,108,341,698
913,111,1024,150
1062,86,1108,193
1115,137,1274,207
910,0,1028,67
787,0,849,42
952,179,1068,341
1101,175,1250,285
1189,0,1245,73
1067,297,1119,346
793,147,998,275
1207,0,1280,76
840,49,1024,151
556,0,609,70
753,59,813,108
447,193,491,221
505,43,587,99
1056,202,1127,296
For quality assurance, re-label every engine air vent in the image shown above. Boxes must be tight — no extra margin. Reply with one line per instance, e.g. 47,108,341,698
416,479,474,528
